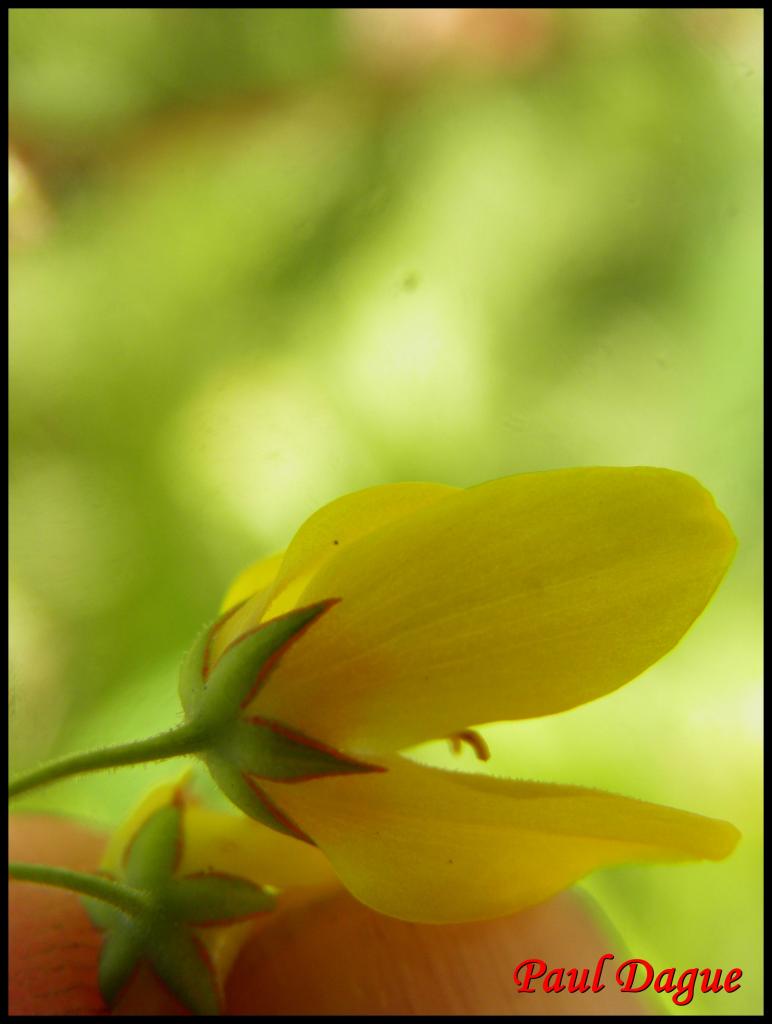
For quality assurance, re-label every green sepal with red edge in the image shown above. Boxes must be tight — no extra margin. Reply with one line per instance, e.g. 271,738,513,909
219,716,386,782
175,600,386,840
163,873,274,924
202,752,315,843
192,601,342,730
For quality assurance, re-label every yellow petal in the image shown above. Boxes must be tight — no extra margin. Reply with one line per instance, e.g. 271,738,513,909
213,482,458,666
180,808,338,988
261,756,740,923
179,807,336,891
210,552,286,669
254,468,736,753
220,551,286,614
102,774,334,890
262,482,460,619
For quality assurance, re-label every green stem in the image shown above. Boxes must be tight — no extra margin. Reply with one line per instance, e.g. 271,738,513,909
8,721,206,799
8,862,149,917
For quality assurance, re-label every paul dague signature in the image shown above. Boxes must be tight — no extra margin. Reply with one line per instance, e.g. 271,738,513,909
513,954,742,1007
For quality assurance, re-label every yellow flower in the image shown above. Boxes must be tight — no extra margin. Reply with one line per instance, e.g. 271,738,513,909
93,775,335,1012
197,468,740,924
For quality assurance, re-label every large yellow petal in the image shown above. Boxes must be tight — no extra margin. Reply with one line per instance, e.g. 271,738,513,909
261,755,739,924
253,468,736,753
261,482,460,619
213,482,458,665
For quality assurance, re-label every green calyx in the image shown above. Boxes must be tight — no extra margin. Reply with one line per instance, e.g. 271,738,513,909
177,600,384,838
9,598,385,846
9,599,368,802
10,797,275,1016
83,797,275,1015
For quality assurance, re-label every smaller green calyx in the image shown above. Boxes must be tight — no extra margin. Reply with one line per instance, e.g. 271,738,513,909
83,796,274,1016
178,600,384,840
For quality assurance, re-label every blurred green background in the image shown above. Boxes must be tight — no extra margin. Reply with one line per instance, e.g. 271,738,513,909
9,9,762,1015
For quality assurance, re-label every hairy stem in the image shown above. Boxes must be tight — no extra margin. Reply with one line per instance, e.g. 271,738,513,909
9,721,205,799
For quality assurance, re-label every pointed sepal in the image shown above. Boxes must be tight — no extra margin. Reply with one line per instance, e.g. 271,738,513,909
228,716,385,782
202,752,314,843
178,602,247,718
194,600,339,728
98,923,144,1005
123,800,182,889
145,926,222,1016
164,872,275,925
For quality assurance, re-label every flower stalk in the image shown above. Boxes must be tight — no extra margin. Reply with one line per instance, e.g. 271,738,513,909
8,721,206,799
8,862,149,918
